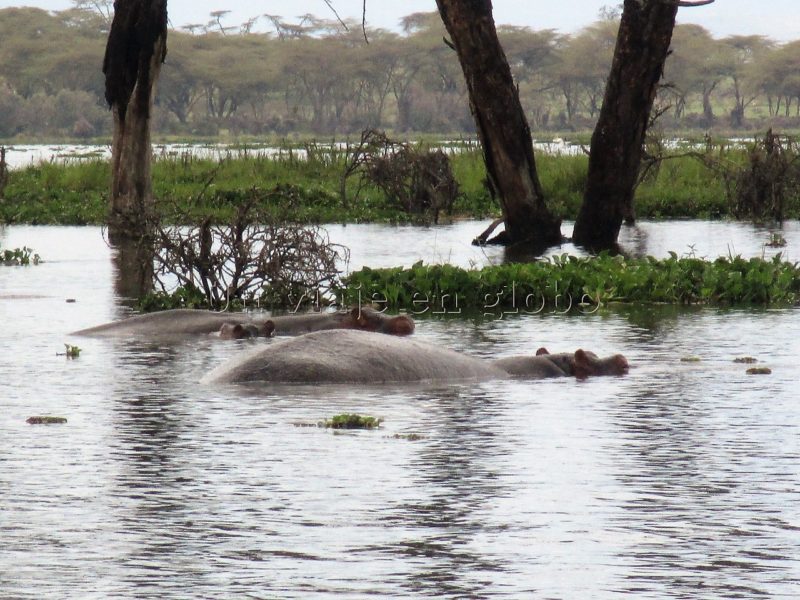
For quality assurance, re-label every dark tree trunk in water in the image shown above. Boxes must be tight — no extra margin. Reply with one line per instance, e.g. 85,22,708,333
435,0,561,248
103,0,167,294
572,0,678,251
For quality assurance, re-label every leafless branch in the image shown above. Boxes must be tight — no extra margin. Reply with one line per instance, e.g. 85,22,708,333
322,0,349,31
154,193,348,308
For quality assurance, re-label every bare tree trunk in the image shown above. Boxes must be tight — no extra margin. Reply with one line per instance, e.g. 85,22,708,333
572,0,679,250
103,0,167,296
435,0,561,247
103,0,167,244
702,82,717,126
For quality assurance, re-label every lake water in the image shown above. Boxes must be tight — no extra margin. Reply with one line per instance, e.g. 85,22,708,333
1,221,799,599
0,139,580,171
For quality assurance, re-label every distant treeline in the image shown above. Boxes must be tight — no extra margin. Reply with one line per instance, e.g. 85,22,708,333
1,5,799,140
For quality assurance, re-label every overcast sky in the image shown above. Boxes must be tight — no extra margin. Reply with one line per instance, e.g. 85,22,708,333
0,0,796,41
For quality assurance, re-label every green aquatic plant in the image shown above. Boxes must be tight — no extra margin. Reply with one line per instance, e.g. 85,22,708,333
320,414,384,430
766,232,787,247
137,284,210,311
26,416,68,425
1,246,40,265
746,367,772,375
390,433,424,441
60,344,81,358
339,254,800,311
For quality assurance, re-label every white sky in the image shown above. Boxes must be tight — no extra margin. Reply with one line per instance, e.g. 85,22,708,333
0,0,796,41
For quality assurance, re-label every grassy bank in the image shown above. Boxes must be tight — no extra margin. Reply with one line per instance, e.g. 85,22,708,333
0,145,774,225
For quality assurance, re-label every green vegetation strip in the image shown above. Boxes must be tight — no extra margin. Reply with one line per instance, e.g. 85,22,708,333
339,255,800,309
0,148,757,226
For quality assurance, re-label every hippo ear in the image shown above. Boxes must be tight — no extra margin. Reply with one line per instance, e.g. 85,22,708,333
262,320,275,338
610,354,629,375
389,315,415,336
573,349,591,379
536,347,550,355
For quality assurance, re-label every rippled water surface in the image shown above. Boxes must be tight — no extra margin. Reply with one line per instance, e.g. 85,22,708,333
1,223,799,599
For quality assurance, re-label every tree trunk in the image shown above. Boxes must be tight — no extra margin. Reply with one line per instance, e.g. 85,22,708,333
103,0,167,244
702,82,716,125
435,0,561,247
572,0,678,250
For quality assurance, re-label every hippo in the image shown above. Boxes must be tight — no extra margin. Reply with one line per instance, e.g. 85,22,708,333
202,329,629,385
71,306,415,338
219,322,275,339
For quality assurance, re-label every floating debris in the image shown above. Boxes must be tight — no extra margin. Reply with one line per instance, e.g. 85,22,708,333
57,344,81,358
319,414,383,430
746,367,772,375
390,433,424,441
734,357,758,364
27,416,67,425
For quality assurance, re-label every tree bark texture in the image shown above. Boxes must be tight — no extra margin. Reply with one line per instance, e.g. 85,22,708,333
435,0,561,247
103,0,167,243
572,0,678,250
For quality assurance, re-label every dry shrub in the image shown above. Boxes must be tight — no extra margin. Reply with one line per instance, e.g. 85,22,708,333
358,129,459,223
729,130,800,221
154,195,348,308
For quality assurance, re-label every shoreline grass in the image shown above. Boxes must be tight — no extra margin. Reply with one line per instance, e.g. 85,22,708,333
0,143,792,225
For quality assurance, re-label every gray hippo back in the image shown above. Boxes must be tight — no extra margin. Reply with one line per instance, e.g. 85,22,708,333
203,329,503,384
72,306,414,338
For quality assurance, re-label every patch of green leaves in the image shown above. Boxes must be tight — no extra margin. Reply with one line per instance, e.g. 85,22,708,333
137,284,210,312
319,414,384,430
339,254,800,310
1,246,40,265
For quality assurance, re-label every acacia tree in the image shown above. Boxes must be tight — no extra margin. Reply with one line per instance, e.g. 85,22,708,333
722,35,771,127
103,0,167,242
572,0,714,250
435,0,561,247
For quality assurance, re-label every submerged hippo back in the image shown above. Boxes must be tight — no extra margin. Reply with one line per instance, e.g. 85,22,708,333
72,309,242,336
203,329,502,384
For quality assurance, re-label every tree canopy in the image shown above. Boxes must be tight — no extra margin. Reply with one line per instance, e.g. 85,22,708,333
1,6,799,140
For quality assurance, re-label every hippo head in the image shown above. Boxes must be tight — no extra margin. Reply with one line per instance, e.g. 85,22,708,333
572,349,629,379
219,321,275,339
348,306,415,336
536,347,629,379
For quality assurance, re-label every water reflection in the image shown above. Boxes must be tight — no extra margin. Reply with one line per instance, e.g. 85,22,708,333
608,341,800,598
385,387,510,598
111,236,155,300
